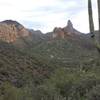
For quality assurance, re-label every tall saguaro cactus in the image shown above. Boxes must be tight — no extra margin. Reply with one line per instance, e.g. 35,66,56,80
88,0,100,52
88,0,95,38
97,0,100,41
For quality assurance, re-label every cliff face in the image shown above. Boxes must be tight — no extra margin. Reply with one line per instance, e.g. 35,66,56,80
0,23,17,42
0,20,30,43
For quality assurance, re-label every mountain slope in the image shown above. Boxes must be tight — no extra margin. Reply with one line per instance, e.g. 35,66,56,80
29,36,97,69
0,41,53,86
0,20,100,100
0,19,99,83
0,20,44,49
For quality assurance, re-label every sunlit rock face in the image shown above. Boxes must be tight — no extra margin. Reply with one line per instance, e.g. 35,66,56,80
53,27,65,39
0,23,17,43
0,20,30,43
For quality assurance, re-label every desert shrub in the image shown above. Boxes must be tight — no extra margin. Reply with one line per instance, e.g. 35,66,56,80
69,76,100,100
0,82,21,100
39,67,100,100
0,81,36,100
86,85,100,100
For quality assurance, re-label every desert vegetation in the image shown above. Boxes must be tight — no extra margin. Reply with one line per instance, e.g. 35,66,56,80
0,0,100,100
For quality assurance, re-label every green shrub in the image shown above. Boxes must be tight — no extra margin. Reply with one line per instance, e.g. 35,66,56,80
0,82,21,100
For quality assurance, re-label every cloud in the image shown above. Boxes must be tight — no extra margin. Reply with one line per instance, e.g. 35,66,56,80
0,0,98,33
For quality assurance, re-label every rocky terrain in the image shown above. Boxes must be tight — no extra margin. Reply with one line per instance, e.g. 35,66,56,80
52,20,82,39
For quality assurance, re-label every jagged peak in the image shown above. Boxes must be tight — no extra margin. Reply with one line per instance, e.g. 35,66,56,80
52,20,83,39
67,20,73,28
63,20,74,34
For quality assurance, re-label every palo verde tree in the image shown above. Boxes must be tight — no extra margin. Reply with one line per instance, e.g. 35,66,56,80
88,0,100,52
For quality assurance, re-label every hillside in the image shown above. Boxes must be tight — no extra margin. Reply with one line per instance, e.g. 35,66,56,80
0,41,54,87
0,20,100,100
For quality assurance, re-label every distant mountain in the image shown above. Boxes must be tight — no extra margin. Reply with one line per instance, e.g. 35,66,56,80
24,20,96,67
0,20,30,42
0,19,87,42
52,20,83,39
0,19,95,50
0,20,45,48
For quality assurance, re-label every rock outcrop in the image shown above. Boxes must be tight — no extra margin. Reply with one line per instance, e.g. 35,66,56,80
53,27,64,39
0,23,17,42
0,20,30,43
63,20,74,34
53,20,82,39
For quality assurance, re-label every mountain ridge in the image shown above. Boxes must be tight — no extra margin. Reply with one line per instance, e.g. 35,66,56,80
0,19,85,43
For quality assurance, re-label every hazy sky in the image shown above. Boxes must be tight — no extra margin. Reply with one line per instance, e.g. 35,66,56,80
0,0,98,33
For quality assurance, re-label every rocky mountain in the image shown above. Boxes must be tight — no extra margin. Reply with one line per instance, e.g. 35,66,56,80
0,19,96,54
0,20,30,43
0,20,45,49
0,20,87,43
0,20,97,80
0,19,93,47
0,20,44,44
52,20,83,39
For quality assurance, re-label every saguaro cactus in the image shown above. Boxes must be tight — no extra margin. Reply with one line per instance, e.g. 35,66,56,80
97,0,100,41
88,0,100,52
88,0,95,38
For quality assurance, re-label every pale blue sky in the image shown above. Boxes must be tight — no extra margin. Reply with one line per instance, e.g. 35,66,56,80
0,0,98,33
